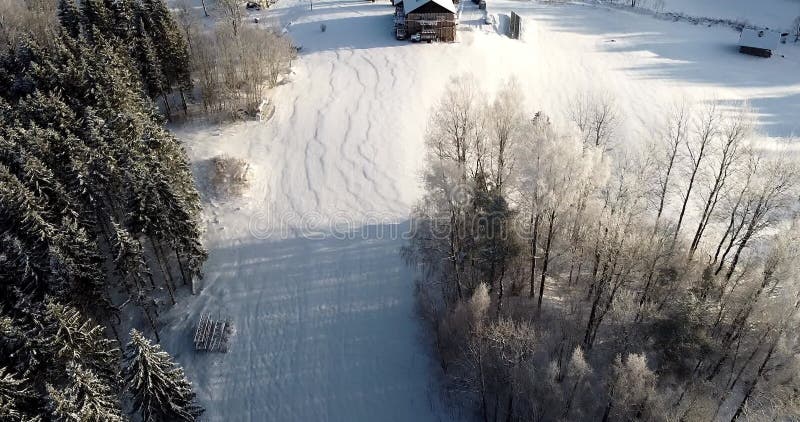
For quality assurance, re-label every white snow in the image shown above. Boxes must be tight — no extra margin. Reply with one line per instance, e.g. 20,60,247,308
403,0,457,15
161,0,800,420
739,28,781,50
656,0,800,31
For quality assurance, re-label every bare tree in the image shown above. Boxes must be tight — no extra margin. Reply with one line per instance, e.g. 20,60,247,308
408,83,800,422
488,78,525,195
710,153,758,274
0,0,57,47
688,107,752,257
175,0,202,52
723,155,798,280
515,115,604,310
216,0,242,36
422,74,487,301
674,102,719,242
562,346,592,419
569,91,619,149
605,354,663,421
192,24,295,117
651,102,689,231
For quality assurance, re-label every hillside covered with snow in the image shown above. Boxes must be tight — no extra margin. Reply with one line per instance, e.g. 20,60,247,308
161,0,800,420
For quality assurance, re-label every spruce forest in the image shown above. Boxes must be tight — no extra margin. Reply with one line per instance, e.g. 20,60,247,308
2,0,799,420
1,0,206,419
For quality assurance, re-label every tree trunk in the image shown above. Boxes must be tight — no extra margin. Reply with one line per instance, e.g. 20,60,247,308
716,206,749,275
712,216,735,268
175,248,189,286
730,337,778,421
654,140,680,232
497,266,506,314
584,282,604,348
505,393,513,422
479,345,489,422
136,238,158,289
450,210,463,301
180,90,189,116
689,168,726,257
162,94,172,121
529,212,540,298
674,166,699,243
725,222,756,280
153,241,177,305
563,378,582,419
142,304,161,342
538,210,556,311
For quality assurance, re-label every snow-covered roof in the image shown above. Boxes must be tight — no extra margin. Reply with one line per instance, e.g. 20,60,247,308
402,0,456,15
739,28,780,50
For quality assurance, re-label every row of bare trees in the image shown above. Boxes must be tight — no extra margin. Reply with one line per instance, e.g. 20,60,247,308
405,74,800,421
2,0,294,121
175,0,295,118
0,0,57,47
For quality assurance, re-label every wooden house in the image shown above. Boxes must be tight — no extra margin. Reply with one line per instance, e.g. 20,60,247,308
394,0,457,42
739,28,780,57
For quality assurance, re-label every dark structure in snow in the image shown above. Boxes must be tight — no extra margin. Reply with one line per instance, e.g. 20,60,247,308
394,0,457,42
194,313,234,352
509,11,521,39
739,28,780,57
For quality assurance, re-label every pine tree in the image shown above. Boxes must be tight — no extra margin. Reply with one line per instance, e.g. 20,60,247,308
0,153,109,314
58,0,82,39
138,0,192,107
47,363,123,422
0,163,72,301
134,25,167,100
1,5,208,415
0,367,39,421
471,173,519,311
80,0,113,36
35,300,120,383
0,314,39,380
105,0,136,42
124,329,204,421
110,222,162,341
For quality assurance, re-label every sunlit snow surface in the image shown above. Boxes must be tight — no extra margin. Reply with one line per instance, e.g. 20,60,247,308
160,0,800,420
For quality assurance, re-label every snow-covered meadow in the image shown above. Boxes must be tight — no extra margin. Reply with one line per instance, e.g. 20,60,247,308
654,0,800,31
161,0,800,419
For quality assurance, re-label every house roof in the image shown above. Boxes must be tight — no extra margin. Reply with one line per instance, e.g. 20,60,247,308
739,28,780,50
400,0,456,15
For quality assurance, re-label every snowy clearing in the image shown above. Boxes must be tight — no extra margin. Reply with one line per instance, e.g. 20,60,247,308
162,0,800,420
656,0,800,31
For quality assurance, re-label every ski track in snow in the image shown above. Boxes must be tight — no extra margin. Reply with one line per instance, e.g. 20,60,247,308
163,0,800,420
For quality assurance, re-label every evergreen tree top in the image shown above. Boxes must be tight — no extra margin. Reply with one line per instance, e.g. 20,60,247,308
124,329,204,421
47,362,123,422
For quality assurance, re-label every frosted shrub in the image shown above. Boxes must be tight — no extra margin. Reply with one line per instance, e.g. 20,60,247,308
211,155,251,197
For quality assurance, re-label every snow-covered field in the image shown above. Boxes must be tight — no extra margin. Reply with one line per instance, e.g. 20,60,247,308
657,0,800,30
162,0,800,420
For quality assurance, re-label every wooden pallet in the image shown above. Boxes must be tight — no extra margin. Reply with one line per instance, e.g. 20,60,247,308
194,313,233,352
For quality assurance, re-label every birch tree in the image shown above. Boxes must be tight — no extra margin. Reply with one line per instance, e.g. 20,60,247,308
675,103,719,242
688,107,752,257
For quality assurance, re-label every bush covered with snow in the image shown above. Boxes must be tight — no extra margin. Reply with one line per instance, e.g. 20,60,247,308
211,155,252,197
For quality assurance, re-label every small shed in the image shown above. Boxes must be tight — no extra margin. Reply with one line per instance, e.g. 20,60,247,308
739,29,780,57
395,0,457,42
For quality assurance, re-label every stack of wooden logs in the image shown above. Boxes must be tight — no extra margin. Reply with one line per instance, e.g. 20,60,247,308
194,313,233,352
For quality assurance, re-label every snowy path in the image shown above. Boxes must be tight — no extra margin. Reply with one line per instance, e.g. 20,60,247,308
162,0,800,420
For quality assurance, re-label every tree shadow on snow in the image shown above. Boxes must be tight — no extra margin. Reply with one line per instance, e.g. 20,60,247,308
161,221,454,421
288,6,409,53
